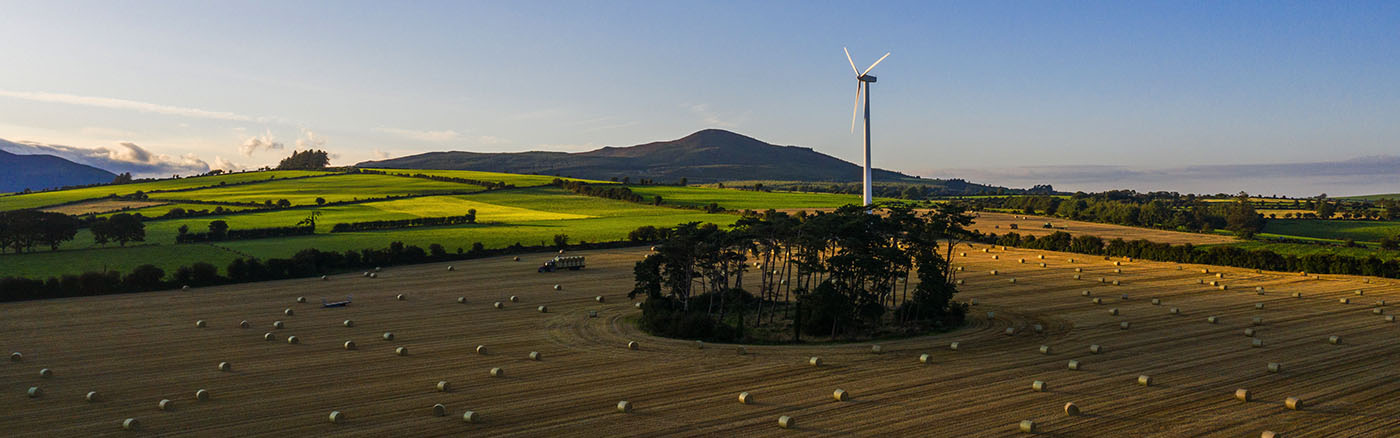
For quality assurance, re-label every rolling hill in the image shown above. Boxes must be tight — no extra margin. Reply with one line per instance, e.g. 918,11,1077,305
0,149,117,193
357,129,1010,193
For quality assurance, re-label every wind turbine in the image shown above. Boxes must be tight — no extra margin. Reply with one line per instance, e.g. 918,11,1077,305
845,48,889,207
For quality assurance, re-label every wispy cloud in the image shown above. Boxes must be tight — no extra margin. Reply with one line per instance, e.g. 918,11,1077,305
238,130,284,156
686,103,749,129
375,127,461,142
0,89,267,122
211,156,241,172
0,138,210,177
371,148,390,159
296,128,327,149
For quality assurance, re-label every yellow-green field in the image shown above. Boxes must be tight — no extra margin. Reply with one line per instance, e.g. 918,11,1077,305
153,174,483,206
0,171,331,211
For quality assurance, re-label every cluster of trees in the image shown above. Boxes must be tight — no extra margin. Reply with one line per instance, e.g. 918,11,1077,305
175,219,315,243
972,191,1267,237
0,210,80,253
276,150,330,170
329,211,477,233
356,169,512,190
91,213,146,246
980,230,1400,279
554,179,645,203
630,204,971,342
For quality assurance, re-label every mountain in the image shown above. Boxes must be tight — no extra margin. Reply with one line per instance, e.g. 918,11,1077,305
0,149,117,193
359,129,924,184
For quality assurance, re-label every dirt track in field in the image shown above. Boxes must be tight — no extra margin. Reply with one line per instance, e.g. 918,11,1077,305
3,245,1398,437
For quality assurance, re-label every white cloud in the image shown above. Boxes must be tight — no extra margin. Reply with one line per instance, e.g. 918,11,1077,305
686,103,749,128
211,156,241,172
371,148,390,159
238,131,284,156
0,138,210,177
0,89,264,122
296,129,327,149
375,127,461,142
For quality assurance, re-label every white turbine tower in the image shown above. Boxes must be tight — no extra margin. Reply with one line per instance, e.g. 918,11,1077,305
845,48,889,207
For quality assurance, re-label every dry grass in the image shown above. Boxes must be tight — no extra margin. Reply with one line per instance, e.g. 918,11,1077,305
1,246,1397,437
969,212,1238,245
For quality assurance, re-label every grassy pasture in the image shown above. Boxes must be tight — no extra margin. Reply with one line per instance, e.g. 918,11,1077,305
1222,240,1400,260
93,203,259,219
4,246,1400,436
367,168,609,186
0,170,332,211
39,199,167,215
1261,220,1400,243
625,185,892,210
153,174,482,206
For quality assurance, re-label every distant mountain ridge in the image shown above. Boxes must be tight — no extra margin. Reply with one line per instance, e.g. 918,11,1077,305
0,149,116,193
357,129,1018,194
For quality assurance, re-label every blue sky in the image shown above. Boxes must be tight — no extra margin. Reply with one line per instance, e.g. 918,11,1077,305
1,1,1397,195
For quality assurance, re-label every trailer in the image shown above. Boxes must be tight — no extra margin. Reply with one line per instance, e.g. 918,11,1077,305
538,256,585,272
322,295,352,308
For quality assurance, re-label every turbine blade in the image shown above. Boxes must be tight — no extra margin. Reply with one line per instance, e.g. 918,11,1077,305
844,47,859,75
861,52,890,76
851,81,862,133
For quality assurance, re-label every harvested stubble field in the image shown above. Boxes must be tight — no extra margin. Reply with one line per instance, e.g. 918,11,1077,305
4,245,1399,437
970,212,1239,245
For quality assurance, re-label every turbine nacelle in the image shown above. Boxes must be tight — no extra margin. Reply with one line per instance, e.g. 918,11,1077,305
858,74,877,83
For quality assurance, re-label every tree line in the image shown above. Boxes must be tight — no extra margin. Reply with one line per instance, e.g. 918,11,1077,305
329,211,476,232
971,191,1266,237
356,168,512,190
630,203,971,342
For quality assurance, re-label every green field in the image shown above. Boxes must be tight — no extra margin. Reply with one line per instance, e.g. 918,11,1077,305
1220,240,1400,260
0,170,331,211
153,173,482,206
95,203,258,218
626,186,897,210
1341,193,1400,201
368,168,609,187
1261,219,1400,243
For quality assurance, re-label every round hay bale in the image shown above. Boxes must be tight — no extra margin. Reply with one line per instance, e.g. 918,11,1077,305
1099,277,1108,283
1112,280,1121,286
832,389,849,402
970,298,980,305
396,294,406,301
868,344,883,354
1268,362,1282,373
1114,261,1122,266
1340,298,1350,304
990,269,998,275
395,346,408,356
436,380,451,392
490,367,504,377
1198,279,1205,284
1217,273,1225,278
1255,303,1264,310
777,415,794,429
1039,345,1052,355
1082,290,1092,297
537,305,548,313
382,332,394,341
1244,328,1255,337
218,361,231,372
328,410,345,424
1329,335,1341,345
1219,285,1228,291
529,351,542,360
457,297,466,304
1285,396,1302,410
949,342,960,350
196,320,206,328
1067,360,1081,370
1089,344,1102,354
321,275,328,281
1010,278,1017,284
738,391,754,404
343,319,354,327
1374,308,1385,315
1235,388,1251,401
296,296,306,303
595,296,605,303
957,279,965,285
1074,274,1082,280
1109,308,1119,316
287,336,299,344
263,333,275,341
987,311,997,319
1262,432,1278,438
736,346,747,355
553,284,561,291
1252,317,1263,326
920,353,932,364
1207,316,1219,324
10,352,21,361
1019,419,1036,433
1137,375,1152,386
1092,298,1103,305
960,252,967,257
1120,321,1131,330
1356,289,1365,296
87,391,99,402
344,340,356,350
273,320,284,329
1069,258,1076,263
1019,258,1026,264
462,411,478,423
588,310,598,318
617,400,633,413
1033,324,1044,333
364,272,371,277
39,368,52,378
1252,338,1263,348
1387,315,1396,323
447,265,454,271
1032,380,1047,392
1377,300,1388,307
1064,402,1080,416
476,345,488,354
809,356,822,366
375,267,382,272
1292,292,1302,298
369,273,377,278
1151,298,1161,305
239,320,250,329
122,418,140,431
432,403,447,417
1210,281,1219,287
957,266,965,271
494,301,504,309
513,256,521,261
196,389,210,401
27,386,41,398
159,399,174,411
1004,327,1016,336
992,255,999,260
1170,307,1180,315
695,340,704,349
1113,268,1122,274
182,285,190,290
1256,286,1264,292
628,341,640,350
284,309,294,316
508,295,519,303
